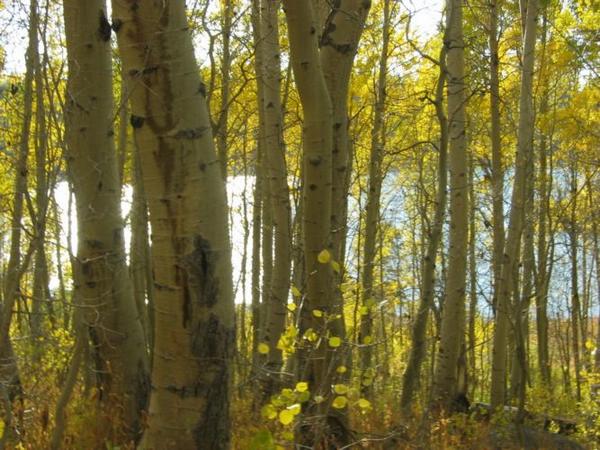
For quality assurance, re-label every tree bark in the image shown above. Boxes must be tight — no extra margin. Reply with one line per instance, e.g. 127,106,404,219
257,0,292,398
489,0,505,312
111,1,235,447
431,0,469,411
490,0,538,410
359,0,390,399
63,0,150,441
400,42,448,414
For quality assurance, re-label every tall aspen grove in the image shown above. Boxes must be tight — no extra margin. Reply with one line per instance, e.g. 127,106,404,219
0,0,599,448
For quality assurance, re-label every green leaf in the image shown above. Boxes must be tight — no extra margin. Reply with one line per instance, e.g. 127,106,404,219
261,404,277,420
249,430,275,450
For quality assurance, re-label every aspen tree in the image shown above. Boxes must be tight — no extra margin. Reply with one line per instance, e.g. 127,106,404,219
359,0,391,399
431,0,469,410
257,0,292,397
489,0,505,310
490,0,538,410
401,38,449,414
0,0,38,418
63,0,149,439
111,1,235,447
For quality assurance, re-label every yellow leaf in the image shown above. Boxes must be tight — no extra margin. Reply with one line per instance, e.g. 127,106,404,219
279,409,294,426
288,403,301,416
329,336,341,348
261,404,277,420
314,395,325,404
296,382,308,393
331,260,341,273
336,365,347,374
287,302,297,312
333,384,348,395
357,398,372,409
332,396,348,409
258,343,270,354
291,285,302,297
363,335,373,345
317,249,331,264
312,309,323,318
282,431,294,441
304,328,318,342
359,305,369,316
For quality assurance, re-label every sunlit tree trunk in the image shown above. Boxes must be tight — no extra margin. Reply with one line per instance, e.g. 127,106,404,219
112,1,235,447
282,1,339,445
490,0,538,410
320,0,370,360
431,0,469,411
63,0,150,441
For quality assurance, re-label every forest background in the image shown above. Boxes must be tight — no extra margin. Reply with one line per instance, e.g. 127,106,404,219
0,0,598,448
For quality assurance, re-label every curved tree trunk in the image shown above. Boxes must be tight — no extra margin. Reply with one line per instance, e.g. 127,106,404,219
63,0,150,441
111,1,235,448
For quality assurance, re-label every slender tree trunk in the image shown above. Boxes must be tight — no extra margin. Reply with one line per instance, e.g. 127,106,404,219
359,0,390,399
63,0,150,441
112,1,235,447
257,0,292,398
250,0,265,394
130,146,153,351
592,205,600,372
32,8,52,338
282,1,339,445
0,0,38,419
400,42,448,414
320,0,370,376
536,57,551,383
569,166,582,401
431,0,469,411
217,0,232,178
468,156,478,399
490,0,538,409
489,0,505,312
